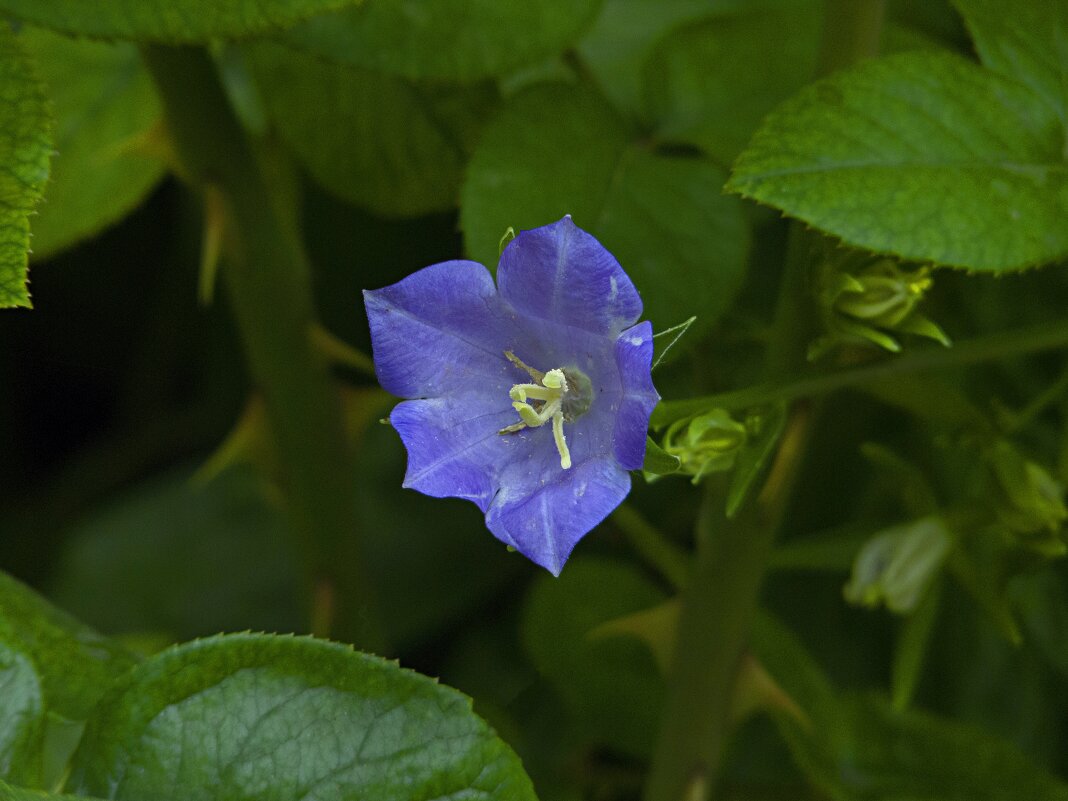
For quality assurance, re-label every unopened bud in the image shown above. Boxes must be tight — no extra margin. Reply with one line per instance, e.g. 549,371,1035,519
988,441,1068,555
810,259,949,359
844,516,952,614
834,260,931,327
664,408,748,483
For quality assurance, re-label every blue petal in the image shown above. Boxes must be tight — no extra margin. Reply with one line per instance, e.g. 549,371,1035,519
612,321,660,470
364,260,512,399
498,216,642,337
390,394,517,511
486,456,631,575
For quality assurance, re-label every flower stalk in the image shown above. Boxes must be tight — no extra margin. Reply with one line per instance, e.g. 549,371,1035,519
645,4,885,799
140,45,383,650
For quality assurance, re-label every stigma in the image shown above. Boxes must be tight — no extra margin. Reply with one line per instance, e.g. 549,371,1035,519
498,351,594,470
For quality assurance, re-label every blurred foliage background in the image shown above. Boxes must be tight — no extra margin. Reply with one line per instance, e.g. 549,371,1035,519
4,0,1068,799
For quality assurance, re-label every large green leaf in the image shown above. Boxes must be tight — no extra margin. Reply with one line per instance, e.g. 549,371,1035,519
0,644,43,786
68,633,537,800
576,0,751,117
461,83,749,338
521,557,666,757
0,572,136,722
752,613,1068,801
0,781,106,801
795,693,1068,801
22,28,164,260
641,3,821,164
0,25,51,308
0,0,361,43
728,51,1068,272
954,0,1068,123
251,43,495,218
48,466,305,642
286,0,601,82
50,452,520,651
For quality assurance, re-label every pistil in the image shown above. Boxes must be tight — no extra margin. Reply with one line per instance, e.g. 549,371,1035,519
499,351,581,470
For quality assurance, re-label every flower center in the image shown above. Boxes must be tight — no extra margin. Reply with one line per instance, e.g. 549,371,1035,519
497,351,593,470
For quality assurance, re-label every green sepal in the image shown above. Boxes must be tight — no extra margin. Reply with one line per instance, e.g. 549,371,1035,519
643,436,682,476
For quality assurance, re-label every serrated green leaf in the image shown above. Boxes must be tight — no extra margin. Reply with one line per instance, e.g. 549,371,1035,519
0,0,363,43
643,436,681,476
0,572,136,722
954,0,1068,123
461,83,749,339
286,0,601,82
250,43,495,218
0,573,135,788
21,27,164,260
642,2,821,164
0,644,43,786
522,557,666,757
729,51,1068,272
68,633,537,801
0,25,51,308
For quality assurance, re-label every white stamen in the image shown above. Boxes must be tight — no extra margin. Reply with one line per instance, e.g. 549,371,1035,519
498,359,573,470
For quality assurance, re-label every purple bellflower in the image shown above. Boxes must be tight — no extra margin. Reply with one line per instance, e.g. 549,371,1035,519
363,216,659,575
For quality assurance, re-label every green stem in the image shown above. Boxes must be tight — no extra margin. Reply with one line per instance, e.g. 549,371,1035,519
646,6,885,799
644,406,813,801
653,316,1068,425
141,46,383,650
1005,365,1068,433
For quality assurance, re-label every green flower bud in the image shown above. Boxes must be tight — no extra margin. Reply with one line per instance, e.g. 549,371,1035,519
987,441,1068,556
833,260,931,327
664,408,748,483
809,259,949,360
844,516,952,614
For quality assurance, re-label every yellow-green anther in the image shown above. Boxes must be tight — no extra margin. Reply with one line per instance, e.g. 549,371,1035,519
499,357,580,470
510,384,556,403
543,369,567,390
514,401,545,428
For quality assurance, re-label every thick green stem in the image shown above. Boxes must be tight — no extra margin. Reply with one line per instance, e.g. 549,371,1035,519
142,46,383,650
645,5,885,798
644,407,812,801
645,225,822,801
